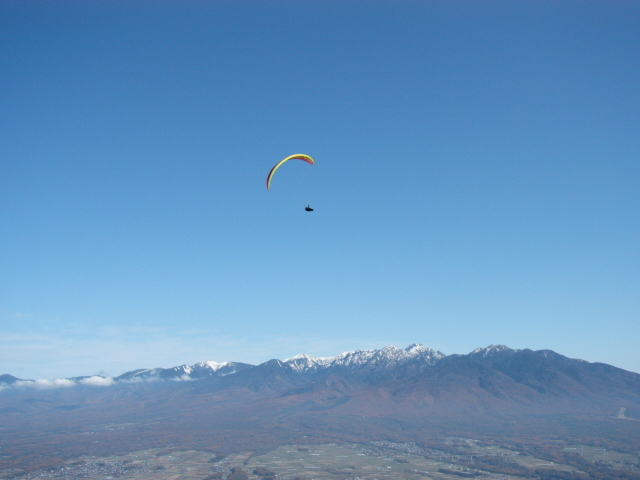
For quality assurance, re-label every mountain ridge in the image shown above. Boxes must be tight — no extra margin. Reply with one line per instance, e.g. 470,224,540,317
1,344,636,387
4,343,639,420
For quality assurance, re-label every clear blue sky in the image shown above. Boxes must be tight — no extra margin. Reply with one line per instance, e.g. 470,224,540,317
1,1,638,380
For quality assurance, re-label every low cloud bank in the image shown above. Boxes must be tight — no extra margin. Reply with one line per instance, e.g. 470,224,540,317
2,372,201,391
15,378,76,389
0,373,188,390
3,375,115,390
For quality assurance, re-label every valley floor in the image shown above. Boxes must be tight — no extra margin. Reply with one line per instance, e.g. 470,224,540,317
4,439,640,480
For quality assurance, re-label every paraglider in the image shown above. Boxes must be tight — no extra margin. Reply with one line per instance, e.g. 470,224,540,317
267,154,316,211
266,154,315,190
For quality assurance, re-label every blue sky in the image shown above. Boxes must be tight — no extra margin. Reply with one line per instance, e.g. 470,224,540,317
1,1,639,380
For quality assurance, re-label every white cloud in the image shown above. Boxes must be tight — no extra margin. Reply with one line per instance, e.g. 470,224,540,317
78,376,115,387
14,378,76,390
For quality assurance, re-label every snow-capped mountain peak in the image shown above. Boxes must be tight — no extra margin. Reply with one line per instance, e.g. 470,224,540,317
469,344,518,358
405,343,429,353
193,360,229,371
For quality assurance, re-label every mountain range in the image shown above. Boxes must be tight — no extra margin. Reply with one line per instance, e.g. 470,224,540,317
2,343,444,385
2,343,640,473
3,343,639,417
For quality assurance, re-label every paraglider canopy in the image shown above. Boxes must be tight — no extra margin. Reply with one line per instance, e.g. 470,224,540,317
266,154,315,190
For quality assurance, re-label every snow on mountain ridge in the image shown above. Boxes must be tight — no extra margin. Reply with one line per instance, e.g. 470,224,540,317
112,360,252,382
194,360,230,371
284,344,445,373
469,344,519,357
